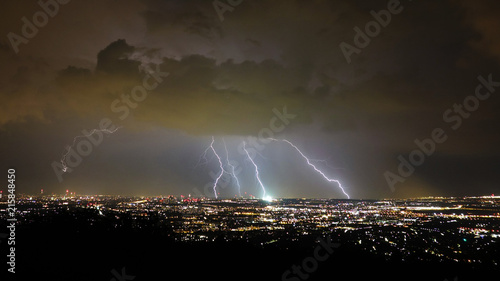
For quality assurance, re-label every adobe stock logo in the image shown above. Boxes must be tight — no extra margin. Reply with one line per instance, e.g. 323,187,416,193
282,237,340,281
192,106,296,198
7,0,71,54
51,64,169,182
384,74,500,191
109,267,135,281
340,0,404,64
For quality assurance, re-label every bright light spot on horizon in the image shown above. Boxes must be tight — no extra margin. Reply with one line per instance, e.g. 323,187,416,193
263,195,274,202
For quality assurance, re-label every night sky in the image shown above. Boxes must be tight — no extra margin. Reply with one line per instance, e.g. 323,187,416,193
1,0,500,199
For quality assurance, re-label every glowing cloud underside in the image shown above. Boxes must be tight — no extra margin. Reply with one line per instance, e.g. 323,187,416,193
268,138,350,199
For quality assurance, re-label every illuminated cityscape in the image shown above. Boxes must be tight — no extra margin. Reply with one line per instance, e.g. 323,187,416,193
1,194,499,280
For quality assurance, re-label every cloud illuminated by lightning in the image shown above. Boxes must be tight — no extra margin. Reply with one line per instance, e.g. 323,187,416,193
61,127,121,172
242,141,266,198
268,138,350,199
222,138,241,197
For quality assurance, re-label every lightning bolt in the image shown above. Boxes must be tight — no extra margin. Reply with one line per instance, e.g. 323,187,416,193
61,127,121,172
194,142,213,169
222,138,242,197
309,158,346,171
242,141,266,198
268,138,350,199
208,136,225,199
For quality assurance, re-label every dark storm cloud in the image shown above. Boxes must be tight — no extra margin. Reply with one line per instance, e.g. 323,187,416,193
96,39,139,75
457,0,500,63
1,0,499,198
141,0,222,39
